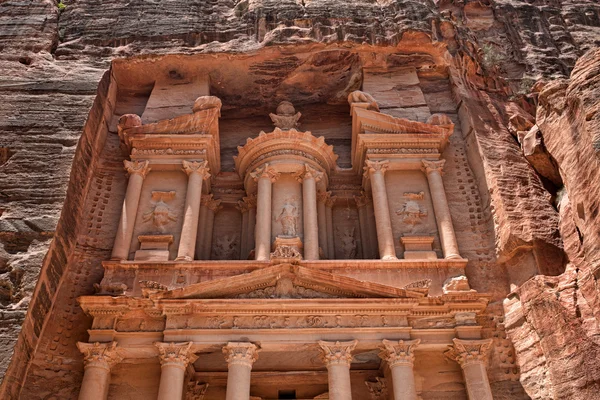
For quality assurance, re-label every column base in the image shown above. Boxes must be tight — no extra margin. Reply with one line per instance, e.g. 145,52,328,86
381,255,398,261
175,255,193,261
444,254,463,260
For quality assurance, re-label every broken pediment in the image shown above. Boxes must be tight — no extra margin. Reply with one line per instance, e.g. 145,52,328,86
151,264,425,300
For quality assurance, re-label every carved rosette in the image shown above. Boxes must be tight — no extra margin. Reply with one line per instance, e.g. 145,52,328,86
363,160,389,179
421,159,446,175
124,159,151,178
77,341,123,371
295,164,324,183
250,163,280,183
364,377,388,400
182,160,211,179
223,342,259,368
318,340,358,367
445,338,493,368
379,339,421,368
154,342,198,369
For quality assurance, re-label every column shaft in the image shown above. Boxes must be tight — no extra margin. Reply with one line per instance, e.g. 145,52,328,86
195,202,209,260
157,364,186,400
255,177,272,260
445,339,494,400
366,201,379,258
223,342,259,400
366,161,396,260
462,362,493,400
177,161,209,261
318,340,357,400
201,207,217,260
390,364,417,400
379,339,420,400
357,206,369,259
317,194,328,258
325,194,336,259
422,160,461,259
298,165,322,260
77,342,122,400
239,205,249,260
78,366,111,400
111,160,150,260
247,206,256,258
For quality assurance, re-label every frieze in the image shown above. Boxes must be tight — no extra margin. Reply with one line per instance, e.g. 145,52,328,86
131,148,207,156
366,148,438,154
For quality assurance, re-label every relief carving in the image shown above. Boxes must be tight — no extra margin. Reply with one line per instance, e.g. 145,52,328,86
235,277,337,299
269,101,302,130
143,191,177,229
93,282,127,296
213,235,238,259
337,227,357,259
348,90,380,112
140,280,169,297
276,199,300,237
396,192,428,225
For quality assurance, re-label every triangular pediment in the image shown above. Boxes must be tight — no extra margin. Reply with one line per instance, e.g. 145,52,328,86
151,264,424,300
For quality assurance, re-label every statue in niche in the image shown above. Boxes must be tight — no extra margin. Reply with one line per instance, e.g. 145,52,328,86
337,227,357,259
269,101,301,130
214,235,237,259
143,191,177,230
396,192,427,226
276,199,299,237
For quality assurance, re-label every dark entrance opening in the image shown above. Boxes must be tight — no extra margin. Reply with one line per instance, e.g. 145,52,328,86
278,389,297,399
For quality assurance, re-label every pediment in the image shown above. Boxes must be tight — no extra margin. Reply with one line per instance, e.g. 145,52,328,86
151,264,424,300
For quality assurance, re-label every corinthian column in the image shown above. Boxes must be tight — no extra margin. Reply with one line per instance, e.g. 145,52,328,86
237,199,249,260
199,196,222,260
317,191,329,258
364,160,396,260
177,161,210,261
318,340,358,400
77,342,123,400
297,164,323,260
324,192,337,259
421,160,461,259
379,339,421,400
155,342,198,400
111,160,151,260
250,164,280,260
354,192,372,259
223,342,259,400
445,339,494,400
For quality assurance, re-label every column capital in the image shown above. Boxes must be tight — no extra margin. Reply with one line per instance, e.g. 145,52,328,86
318,191,337,208
182,160,211,179
421,159,446,175
201,194,222,212
295,164,324,183
445,338,493,368
250,163,280,183
243,194,257,209
124,159,151,178
154,342,198,369
354,191,372,208
318,340,358,367
77,341,123,371
363,160,389,179
379,339,421,367
236,200,249,213
365,377,388,400
223,342,259,368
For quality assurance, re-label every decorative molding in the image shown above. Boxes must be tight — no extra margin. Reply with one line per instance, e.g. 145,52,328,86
77,341,123,371
318,340,358,367
154,342,198,368
379,339,421,367
124,160,151,178
223,342,259,368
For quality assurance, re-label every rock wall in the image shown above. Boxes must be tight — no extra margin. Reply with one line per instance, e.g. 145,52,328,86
0,0,599,398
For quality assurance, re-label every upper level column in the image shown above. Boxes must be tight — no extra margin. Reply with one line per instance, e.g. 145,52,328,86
318,340,358,400
155,342,198,400
111,160,151,260
445,339,494,400
297,164,323,260
223,342,259,400
421,160,461,259
250,164,280,260
364,160,396,260
77,342,123,400
177,160,210,261
324,192,337,259
379,339,421,400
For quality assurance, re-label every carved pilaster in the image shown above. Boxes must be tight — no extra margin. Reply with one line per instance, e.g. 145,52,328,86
186,382,209,400
421,159,445,175
379,339,420,367
295,164,324,183
77,341,123,371
154,342,198,369
182,160,211,178
318,340,358,367
223,342,259,368
363,160,389,179
364,377,388,400
445,338,493,367
353,191,371,208
244,194,257,209
206,198,222,213
324,192,337,208
250,163,280,183
124,159,151,178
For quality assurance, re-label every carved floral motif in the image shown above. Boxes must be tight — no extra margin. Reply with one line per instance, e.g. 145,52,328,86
77,341,123,370
222,342,259,367
154,342,198,367
379,339,421,367
318,340,358,367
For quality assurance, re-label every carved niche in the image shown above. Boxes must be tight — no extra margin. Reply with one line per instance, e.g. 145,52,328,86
276,198,300,237
396,192,428,226
143,191,177,230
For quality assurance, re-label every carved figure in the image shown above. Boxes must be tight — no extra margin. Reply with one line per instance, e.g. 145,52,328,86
396,196,428,226
214,235,237,259
143,191,177,229
269,101,302,130
276,200,299,237
347,90,380,112
337,227,357,259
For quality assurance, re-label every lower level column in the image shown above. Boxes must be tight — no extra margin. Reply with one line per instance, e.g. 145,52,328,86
77,342,123,400
155,342,198,400
318,340,358,400
445,339,494,400
379,339,421,400
223,342,259,400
